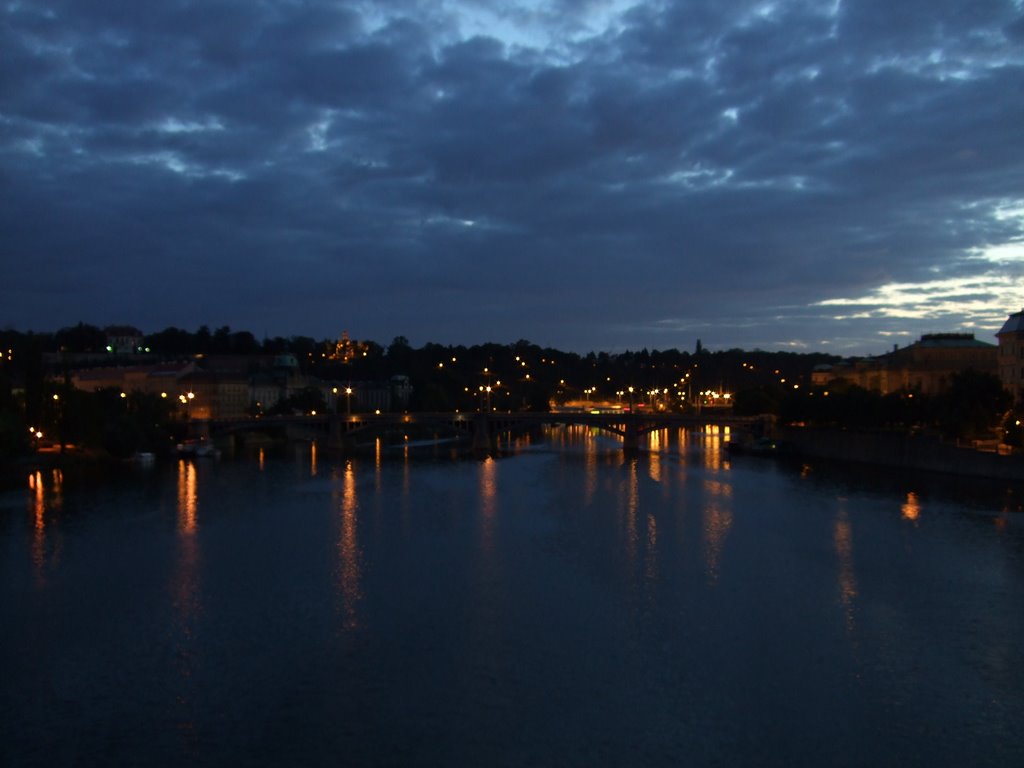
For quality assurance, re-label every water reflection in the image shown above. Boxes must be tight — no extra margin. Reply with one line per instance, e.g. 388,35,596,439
174,461,200,625
310,441,318,477
834,501,858,633
374,437,382,492
177,460,198,536
702,425,724,471
901,492,921,522
645,508,658,587
480,456,497,556
701,477,733,584
335,460,363,631
173,459,201,752
648,429,662,483
623,458,640,566
583,427,598,506
28,469,63,588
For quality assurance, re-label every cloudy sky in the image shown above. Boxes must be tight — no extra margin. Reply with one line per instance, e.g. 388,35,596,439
2,0,1023,353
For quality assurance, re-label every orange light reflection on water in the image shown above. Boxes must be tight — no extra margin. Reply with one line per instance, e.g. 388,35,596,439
28,469,63,588
480,456,497,556
901,492,920,522
336,460,363,631
31,470,46,586
701,477,733,584
173,459,201,753
648,429,662,483
834,503,858,633
177,459,197,536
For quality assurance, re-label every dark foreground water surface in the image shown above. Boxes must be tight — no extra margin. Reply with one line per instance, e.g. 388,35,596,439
3,426,1024,767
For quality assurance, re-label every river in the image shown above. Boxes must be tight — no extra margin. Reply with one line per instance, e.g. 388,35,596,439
2,425,1023,767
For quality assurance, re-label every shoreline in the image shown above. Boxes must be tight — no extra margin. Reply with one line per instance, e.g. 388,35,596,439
779,426,1024,484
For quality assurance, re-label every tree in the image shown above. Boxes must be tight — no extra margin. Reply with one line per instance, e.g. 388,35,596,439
936,370,1011,440
55,323,106,353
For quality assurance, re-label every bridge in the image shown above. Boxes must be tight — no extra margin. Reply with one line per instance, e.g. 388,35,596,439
194,410,770,453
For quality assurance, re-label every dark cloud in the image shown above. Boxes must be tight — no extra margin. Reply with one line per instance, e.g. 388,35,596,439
2,0,1022,352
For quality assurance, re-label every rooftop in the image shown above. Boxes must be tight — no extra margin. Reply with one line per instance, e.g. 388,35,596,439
997,309,1024,336
912,333,994,349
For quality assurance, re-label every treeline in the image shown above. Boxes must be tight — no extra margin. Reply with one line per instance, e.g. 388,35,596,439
1,322,1019,460
734,370,1019,444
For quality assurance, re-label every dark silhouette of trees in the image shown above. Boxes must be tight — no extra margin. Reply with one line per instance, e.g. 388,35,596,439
55,323,106,353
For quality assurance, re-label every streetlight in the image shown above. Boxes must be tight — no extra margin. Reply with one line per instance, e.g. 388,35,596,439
345,387,353,415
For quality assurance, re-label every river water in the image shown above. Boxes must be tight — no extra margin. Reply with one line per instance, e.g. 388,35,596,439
3,425,1023,767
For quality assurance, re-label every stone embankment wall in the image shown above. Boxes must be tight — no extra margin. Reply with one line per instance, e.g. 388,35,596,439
779,426,1024,482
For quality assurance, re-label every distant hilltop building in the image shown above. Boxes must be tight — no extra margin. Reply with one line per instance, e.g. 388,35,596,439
104,325,144,354
329,331,369,363
997,309,1024,403
813,332,997,395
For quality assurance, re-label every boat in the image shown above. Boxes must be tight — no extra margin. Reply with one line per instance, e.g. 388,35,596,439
176,439,220,458
725,436,793,457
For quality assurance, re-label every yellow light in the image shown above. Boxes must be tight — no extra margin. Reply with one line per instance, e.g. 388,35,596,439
332,387,338,394
52,394,59,401
36,431,43,439
161,392,167,398
187,392,195,400
120,391,127,398
311,410,317,416
374,409,381,415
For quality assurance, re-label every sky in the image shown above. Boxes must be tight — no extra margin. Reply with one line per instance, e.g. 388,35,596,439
2,0,1023,354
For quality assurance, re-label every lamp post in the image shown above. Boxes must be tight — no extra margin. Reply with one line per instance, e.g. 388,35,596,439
345,387,352,415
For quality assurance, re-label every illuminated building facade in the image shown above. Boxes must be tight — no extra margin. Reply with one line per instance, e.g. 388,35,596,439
996,309,1024,404
818,333,997,395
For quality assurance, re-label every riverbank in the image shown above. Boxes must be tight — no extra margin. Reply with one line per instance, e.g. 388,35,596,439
0,448,140,490
779,425,1024,483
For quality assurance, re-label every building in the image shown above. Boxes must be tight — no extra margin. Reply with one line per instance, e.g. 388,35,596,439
817,333,997,395
104,325,144,354
70,361,196,396
328,331,370,363
996,309,1024,404
176,371,250,420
